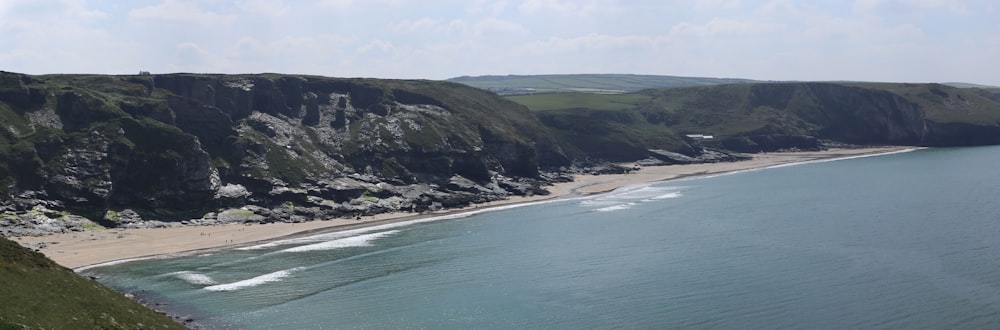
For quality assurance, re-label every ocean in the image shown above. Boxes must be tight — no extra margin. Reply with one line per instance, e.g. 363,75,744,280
87,146,1000,329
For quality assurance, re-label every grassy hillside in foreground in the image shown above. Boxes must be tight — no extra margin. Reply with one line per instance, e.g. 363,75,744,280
448,74,754,95
0,237,186,329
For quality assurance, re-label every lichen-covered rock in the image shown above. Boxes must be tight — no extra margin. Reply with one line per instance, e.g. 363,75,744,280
0,207,102,236
0,72,569,235
217,208,267,223
30,73,994,236
46,132,115,206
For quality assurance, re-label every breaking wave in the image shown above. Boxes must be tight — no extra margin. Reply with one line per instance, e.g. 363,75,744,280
204,267,305,292
593,203,637,212
170,271,217,285
648,192,683,200
279,230,400,253
581,184,685,212
239,199,560,251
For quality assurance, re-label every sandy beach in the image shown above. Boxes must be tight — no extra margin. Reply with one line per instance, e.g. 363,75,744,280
14,146,911,270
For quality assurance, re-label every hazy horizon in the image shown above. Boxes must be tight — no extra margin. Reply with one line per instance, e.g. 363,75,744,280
2,1,998,85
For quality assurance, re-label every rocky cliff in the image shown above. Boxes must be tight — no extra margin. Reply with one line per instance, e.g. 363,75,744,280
4,72,1000,236
0,72,568,235
534,82,1000,158
714,82,1000,151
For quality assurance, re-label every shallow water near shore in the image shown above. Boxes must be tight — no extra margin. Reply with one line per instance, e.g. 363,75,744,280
89,146,1000,329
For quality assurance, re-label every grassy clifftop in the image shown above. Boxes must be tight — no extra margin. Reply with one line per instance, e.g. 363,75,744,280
4,71,1000,232
517,82,1000,160
0,71,570,235
448,74,754,95
0,237,185,329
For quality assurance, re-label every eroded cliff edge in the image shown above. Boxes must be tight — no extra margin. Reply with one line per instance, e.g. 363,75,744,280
534,82,1000,161
0,72,570,235
3,72,1000,236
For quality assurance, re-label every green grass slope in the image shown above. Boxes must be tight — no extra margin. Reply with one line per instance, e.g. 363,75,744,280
507,93,651,111
0,237,185,329
518,82,1000,160
448,74,754,95
944,82,1000,89
837,82,1000,123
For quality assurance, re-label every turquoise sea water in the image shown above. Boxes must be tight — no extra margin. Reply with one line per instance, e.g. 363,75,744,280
89,146,1000,329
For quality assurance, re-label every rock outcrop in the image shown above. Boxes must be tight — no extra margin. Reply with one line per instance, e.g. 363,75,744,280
4,72,1000,236
0,72,568,234
540,82,1000,157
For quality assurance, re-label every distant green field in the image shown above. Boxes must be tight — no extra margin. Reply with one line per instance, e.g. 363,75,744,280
507,92,651,111
448,74,754,95
945,82,1000,89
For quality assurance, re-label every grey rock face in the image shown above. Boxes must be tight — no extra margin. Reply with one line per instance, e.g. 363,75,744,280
47,132,114,205
0,205,100,236
0,73,568,235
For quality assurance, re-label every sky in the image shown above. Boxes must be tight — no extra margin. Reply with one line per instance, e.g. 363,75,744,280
1,0,998,85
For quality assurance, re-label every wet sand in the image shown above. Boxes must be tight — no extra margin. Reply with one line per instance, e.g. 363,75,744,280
13,146,912,270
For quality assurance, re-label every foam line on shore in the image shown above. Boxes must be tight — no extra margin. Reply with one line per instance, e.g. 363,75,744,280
661,147,921,184
38,146,914,271
76,256,160,272
571,147,921,211
764,147,921,169
238,198,573,251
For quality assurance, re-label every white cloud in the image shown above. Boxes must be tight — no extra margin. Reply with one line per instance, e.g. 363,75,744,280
357,40,396,54
174,42,215,67
391,18,442,33
235,0,291,16
391,17,525,37
694,0,744,10
853,0,970,16
128,0,236,25
520,33,665,53
669,18,783,37
317,0,355,9
318,0,413,9
517,0,605,17
63,0,108,19
0,1,997,84
467,0,509,16
475,17,528,35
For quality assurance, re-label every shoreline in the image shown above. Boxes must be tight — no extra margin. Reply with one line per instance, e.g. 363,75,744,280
13,146,914,270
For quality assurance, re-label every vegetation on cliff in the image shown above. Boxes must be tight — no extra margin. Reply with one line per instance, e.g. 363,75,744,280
0,71,568,235
514,82,1000,160
448,73,754,95
3,71,1000,235
4,71,1000,329
0,237,185,329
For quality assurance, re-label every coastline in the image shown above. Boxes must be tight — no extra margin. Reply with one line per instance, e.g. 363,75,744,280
13,146,913,270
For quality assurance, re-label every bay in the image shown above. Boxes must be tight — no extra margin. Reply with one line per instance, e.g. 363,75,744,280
89,146,1000,329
